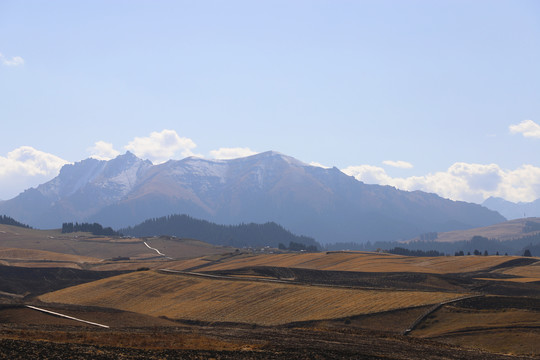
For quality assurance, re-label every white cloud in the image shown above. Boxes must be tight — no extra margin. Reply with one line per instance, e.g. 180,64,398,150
0,53,24,66
342,162,540,203
0,146,69,200
382,160,413,169
342,165,393,185
125,129,197,163
87,141,120,160
208,147,257,160
509,120,540,139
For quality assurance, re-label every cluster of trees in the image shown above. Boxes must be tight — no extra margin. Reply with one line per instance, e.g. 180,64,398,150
385,247,444,257
0,215,31,229
454,249,507,256
278,241,318,252
120,214,320,249
326,233,540,257
61,222,121,236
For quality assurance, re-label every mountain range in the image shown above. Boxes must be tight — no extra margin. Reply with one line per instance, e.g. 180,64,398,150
0,151,505,244
482,197,540,220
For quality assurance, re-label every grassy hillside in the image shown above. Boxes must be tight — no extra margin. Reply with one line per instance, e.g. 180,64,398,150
39,271,466,326
0,224,233,268
4,246,539,357
166,251,516,274
410,296,540,356
410,217,540,243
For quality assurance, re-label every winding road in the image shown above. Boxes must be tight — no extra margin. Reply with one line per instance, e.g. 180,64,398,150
143,241,173,259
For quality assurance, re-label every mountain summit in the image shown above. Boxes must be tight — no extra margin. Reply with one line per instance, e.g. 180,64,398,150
0,151,505,243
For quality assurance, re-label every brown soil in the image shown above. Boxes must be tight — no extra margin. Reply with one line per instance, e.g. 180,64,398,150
0,322,528,359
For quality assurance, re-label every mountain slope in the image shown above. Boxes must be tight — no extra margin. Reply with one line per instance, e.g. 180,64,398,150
483,197,540,220
119,214,319,249
0,152,152,228
0,151,505,243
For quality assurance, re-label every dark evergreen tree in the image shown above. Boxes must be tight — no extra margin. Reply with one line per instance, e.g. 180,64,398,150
0,215,31,229
62,222,121,236
385,247,444,257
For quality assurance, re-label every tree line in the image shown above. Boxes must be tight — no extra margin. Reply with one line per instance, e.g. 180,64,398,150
326,233,539,256
61,222,121,236
0,215,31,229
385,247,444,257
278,241,318,252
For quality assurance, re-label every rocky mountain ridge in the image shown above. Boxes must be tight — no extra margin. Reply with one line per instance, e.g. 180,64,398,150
0,151,505,243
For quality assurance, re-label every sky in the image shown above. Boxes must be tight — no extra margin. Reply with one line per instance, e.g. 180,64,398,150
1,0,539,203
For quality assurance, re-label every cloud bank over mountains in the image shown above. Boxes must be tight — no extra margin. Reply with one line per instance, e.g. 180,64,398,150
2,122,540,204
343,162,540,204
0,147,68,200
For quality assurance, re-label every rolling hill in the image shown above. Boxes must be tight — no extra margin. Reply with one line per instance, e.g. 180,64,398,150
39,270,466,326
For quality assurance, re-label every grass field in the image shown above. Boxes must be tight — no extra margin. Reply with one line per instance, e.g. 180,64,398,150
414,308,540,356
407,217,540,243
0,224,234,270
3,222,540,358
0,248,98,262
39,271,467,326
166,251,518,275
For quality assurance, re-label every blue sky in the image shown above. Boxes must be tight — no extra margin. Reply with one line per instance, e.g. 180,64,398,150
1,0,539,202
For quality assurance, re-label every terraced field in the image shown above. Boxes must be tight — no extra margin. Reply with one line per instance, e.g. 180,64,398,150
39,271,467,325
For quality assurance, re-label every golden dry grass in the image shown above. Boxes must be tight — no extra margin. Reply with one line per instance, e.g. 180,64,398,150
408,217,540,243
440,330,540,357
0,224,233,266
414,308,540,338
412,305,540,356
168,251,516,275
39,271,467,326
0,248,99,263
501,261,540,279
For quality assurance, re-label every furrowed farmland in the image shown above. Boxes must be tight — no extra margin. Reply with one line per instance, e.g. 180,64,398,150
39,271,467,325
2,225,540,358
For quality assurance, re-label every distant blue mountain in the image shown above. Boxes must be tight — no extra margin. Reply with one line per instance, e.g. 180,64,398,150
0,151,505,244
482,197,540,220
